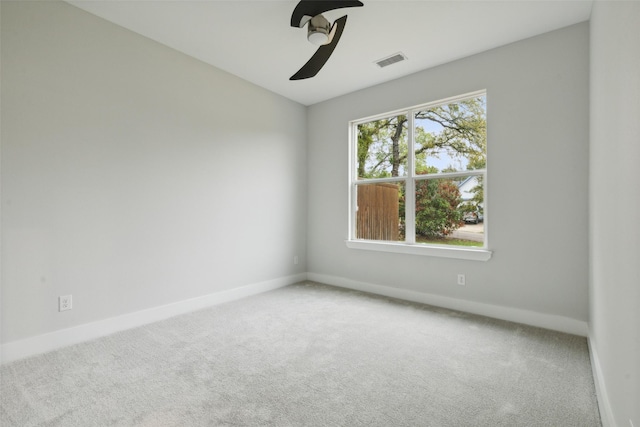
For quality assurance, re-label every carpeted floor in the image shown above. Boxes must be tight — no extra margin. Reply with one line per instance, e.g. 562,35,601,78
1,282,601,426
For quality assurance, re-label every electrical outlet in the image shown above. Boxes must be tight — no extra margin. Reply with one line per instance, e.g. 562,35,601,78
457,274,466,286
294,255,299,265
59,295,72,312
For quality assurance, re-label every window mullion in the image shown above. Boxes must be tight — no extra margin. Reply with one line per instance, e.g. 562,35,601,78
405,112,416,244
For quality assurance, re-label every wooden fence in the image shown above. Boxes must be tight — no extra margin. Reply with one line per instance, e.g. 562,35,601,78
356,183,400,241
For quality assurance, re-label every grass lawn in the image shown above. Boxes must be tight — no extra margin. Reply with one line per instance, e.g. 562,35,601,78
415,236,483,247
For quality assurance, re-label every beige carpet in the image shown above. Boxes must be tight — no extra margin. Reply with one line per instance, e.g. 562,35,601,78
1,282,601,426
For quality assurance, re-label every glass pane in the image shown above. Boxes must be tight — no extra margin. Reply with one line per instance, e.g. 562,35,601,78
414,96,486,174
356,182,405,242
356,115,408,179
414,177,484,247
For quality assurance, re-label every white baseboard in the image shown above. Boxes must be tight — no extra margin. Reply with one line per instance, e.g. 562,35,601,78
587,334,615,427
307,272,588,336
1,272,588,365
1,273,307,365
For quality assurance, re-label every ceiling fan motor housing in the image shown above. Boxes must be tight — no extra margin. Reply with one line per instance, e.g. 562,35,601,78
307,14,331,45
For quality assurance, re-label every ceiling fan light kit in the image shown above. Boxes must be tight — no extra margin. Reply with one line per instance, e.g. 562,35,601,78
290,0,364,80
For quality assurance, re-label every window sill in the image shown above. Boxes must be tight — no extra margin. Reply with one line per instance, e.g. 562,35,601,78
345,240,492,261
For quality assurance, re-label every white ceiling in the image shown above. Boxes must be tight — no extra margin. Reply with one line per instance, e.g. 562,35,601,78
67,0,593,106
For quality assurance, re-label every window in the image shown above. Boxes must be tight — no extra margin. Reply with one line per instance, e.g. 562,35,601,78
347,91,491,261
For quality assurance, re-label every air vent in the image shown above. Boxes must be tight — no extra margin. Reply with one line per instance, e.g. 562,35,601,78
375,52,407,68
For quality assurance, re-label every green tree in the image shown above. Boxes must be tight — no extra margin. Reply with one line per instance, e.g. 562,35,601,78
357,97,486,179
357,116,407,178
415,178,464,238
414,98,486,169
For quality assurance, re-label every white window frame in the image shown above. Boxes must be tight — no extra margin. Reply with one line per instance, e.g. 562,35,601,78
346,90,492,261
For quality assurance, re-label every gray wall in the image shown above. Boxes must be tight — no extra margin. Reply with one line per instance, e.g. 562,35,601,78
307,23,590,322
1,1,307,343
590,2,640,426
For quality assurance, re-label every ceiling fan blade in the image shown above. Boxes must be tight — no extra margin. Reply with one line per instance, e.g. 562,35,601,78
290,0,363,28
290,16,347,81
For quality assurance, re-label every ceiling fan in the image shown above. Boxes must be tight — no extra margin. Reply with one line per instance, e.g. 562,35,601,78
289,0,364,80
